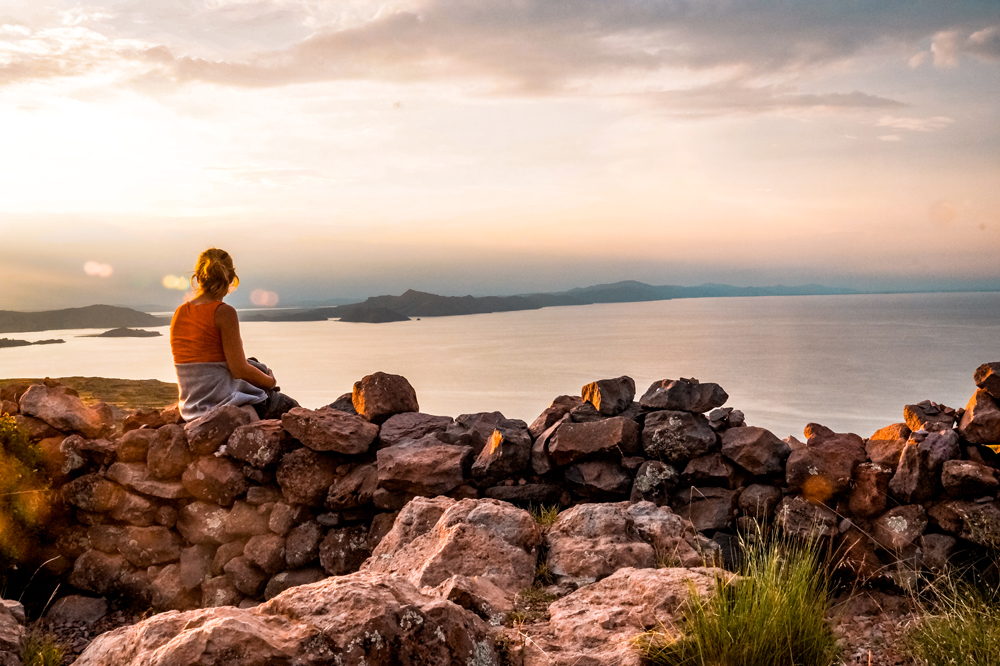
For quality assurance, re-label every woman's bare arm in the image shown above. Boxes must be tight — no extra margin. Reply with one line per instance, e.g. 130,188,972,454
216,304,277,390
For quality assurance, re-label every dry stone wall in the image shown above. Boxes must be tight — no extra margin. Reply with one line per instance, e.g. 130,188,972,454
3,364,1000,614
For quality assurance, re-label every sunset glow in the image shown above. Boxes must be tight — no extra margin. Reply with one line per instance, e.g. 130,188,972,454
2,1,998,309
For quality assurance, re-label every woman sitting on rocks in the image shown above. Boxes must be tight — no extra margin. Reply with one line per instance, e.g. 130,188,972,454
170,247,298,421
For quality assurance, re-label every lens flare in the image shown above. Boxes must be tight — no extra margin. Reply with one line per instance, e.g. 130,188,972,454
250,289,279,307
162,275,189,290
83,261,113,277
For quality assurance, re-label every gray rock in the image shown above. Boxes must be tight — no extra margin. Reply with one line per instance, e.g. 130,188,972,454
639,378,728,413
721,426,790,476
630,460,679,506
889,430,960,504
642,410,717,463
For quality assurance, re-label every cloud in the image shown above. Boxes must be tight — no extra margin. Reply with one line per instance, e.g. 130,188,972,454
878,134,902,141
968,26,1000,60
649,84,906,116
930,25,1000,67
876,115,953,132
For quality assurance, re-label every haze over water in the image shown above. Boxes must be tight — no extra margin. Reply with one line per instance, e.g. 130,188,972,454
3,292,997,439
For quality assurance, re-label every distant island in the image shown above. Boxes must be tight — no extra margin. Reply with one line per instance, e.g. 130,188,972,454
242,281,858,323
82,327,163,338
0,281,861,331
0,338,65,348
0,304,167,334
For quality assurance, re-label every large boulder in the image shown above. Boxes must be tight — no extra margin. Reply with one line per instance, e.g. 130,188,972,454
147,425,191,480
520,567,729,666
639,378,728,413
889,430,960,504
364,497,541,594
865,423,911,471
378,412,454,447
226,420,290,468
61,474,124,513
376,437,473,496
581,376,636,416
641,410,717,463
548,417,641,466
182,456,248,506
720,426,790,476
775,496,838,538
470,421,532,482
941,459,999,497
626,501,713,567
352,372,419,424
0,598,24,666
564,460,633,499
671,486,739,532
75,572,498,666
281,406,379,455
528,396,584,440
545,503,654,585
785,424,866,503
18,383,111,438
958,390,1000,445
184,405,255,456
974,362,1000,400
275,447,340,505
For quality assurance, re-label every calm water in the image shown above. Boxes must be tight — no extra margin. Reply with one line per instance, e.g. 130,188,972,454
2,292,998,439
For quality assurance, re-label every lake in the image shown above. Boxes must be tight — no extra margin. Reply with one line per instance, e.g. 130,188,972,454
2,292,998,439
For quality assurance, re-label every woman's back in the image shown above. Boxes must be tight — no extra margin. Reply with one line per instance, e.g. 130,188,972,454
170,301,227,365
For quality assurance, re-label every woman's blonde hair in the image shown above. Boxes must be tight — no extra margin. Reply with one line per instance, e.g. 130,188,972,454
192,248,239,299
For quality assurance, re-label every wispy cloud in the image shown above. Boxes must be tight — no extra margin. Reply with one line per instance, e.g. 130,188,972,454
876,115,954,132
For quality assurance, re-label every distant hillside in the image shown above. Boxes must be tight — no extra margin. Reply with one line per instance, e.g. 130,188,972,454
0,305,168,334
243,281,858,322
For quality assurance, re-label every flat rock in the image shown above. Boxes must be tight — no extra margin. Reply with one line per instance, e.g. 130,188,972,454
227,420,290,468
941,459,999,497
378,412,454,447
521,567,727,666
281,406,379,455
376,436,473,496
671,486,739,532
19,383,110,438
639,378,728,413
275,447,340,505
545,503,654,586
642,410,717,463
483,483,562,506
352,371,419,424
264,568,325,601
564,460,633,499
107,463,191,499
364,497,541,594
184,405,255,456
548,417,641,466
46,595,108,626
581,376,636,416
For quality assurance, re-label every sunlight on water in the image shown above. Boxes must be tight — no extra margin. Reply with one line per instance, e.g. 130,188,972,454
2,292,998,438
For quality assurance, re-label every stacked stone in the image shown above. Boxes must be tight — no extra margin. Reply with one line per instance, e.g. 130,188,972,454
4,363,1000,616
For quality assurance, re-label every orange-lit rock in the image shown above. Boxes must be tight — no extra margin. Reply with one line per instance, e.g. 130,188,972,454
581,375,636,416
352,371,419,424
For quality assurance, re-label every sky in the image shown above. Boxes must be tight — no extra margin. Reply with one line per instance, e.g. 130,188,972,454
1,0,999,310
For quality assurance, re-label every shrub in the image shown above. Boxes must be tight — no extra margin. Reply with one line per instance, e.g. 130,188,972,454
635,532,839,666
902,572,1000,666
0,415,55,592
21,628,65,666
528,504,559,528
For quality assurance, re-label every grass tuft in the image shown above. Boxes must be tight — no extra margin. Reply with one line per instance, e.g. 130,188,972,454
635,531,839,666
507,586,559,627
21,628,65,666
528,504,560,529
902,572,1000,666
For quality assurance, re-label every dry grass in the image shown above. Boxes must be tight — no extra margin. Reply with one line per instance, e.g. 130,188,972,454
0,377,177,410
21,628,65,666
528,504,560,529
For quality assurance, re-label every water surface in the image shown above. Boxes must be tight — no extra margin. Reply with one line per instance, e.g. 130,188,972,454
3,292,997,438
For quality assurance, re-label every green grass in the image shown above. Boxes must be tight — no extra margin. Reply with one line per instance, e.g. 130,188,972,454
527,504,560,528
21,628,65,666
902,573,1000,666
635,532,839,666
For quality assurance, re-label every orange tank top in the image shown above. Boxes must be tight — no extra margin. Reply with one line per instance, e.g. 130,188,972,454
170,302,227,364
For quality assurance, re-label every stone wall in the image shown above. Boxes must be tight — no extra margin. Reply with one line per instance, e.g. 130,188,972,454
2,363,999,613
